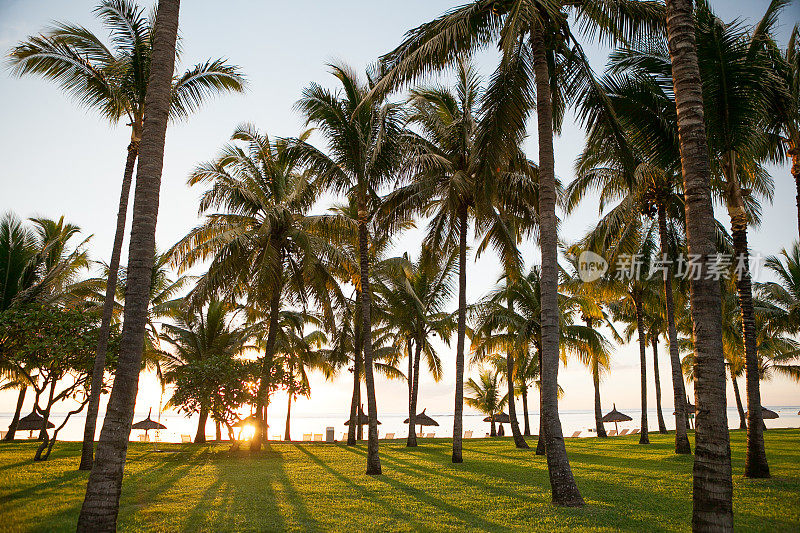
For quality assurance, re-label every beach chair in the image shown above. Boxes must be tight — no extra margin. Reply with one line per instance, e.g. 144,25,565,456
138,433,149,442
485,432,490,437
464,430,473,439
302,433,312,441
607,430,617,437
425,432,434,438
630,429,640,435
313,433,323,442
384,433,395,439
181,434,191,443
0,431,6,440
618,429,629,436
272,434,282,441
570,431,581,438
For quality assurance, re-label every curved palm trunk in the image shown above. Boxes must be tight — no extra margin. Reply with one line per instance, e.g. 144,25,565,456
724,152,769,478
76,2,180,529
521,387,531,436
194,407,208,443
657,203,692,453
33,380,57,461
791,144,800,240
357,203,381,475
407,341,422,447
665,1,733,528
730,367,747,430
634,298,650,444
452,205,468,463
284,394,292,442
407,339,418,447
80,141,138,471
592,359,607,438
535,349,545,455
532,29,583,506
4,386,26,441
652,336,668,434
506,348,528,448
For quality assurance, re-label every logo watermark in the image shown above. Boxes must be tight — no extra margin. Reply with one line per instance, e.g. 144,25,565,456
577,252,763,283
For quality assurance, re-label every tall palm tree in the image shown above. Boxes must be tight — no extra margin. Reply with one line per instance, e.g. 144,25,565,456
375,245,456,446
372,0,663,506
663,0,733,528
761,243,800,334
465,368,507,437
76,0,180,529
380,57,538,460
567,67,694,452
290,64,408,475
170,124,340,450
8,0,245,470
159,300,249,442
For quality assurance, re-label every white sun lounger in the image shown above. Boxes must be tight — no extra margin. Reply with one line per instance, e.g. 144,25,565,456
425,432,435,438
464,430,473,438
384,433,395,439
570,431,581,438
630,429,640,435
618,429,629,436
607,430,617,436
313,434,323,442
302,433,312,441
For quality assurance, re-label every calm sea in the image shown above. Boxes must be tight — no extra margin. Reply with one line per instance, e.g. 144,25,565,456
3,407,798,443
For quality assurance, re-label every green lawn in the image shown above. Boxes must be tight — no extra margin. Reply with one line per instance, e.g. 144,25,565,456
1,430,799,532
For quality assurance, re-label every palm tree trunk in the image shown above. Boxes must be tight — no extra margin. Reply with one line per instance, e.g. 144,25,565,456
4,386,26,441
490,417,497,437
357,201,381,475
252,282,282,451
506,348,528,448
452,205,468,463
194,407,208,443
664,1,733,528
80,141,138,471
284,394,292,442
347,345,360,446
657,203,692,453
791,144,800,241
652,335,667,434
531,28,583,506
76,2,180,529
592,359,607,438
215,419,221,441
535,349,545,455
406,338,418,447
730,367,747,430
634,297,650,445
521,387,531,436
723,152,769,478
407,341,422,447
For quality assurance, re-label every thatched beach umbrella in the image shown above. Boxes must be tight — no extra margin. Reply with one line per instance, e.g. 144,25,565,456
15,411,54,437
132,409,166,441
344,405,381,426
602,403,632,434
482,412,511,436
746,406,779,430
232,415,265,440
403,408,439,426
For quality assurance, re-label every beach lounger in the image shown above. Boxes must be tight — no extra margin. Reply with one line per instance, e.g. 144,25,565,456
313,434,323,441
302,433,312,441
0,431,6,440
630,429,640,435
463,430,473,438
138,434,149,442
570,431,581,438
607,430,617,436
618,429,629,436
181,434,191,443
485,432,490,437
384,433,395,439
272,434,282,441
425,432,434,438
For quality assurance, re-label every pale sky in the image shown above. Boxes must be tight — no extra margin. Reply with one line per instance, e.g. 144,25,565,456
1,0,799,421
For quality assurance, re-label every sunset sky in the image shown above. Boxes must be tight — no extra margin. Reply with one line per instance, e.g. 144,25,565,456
1,0,798,421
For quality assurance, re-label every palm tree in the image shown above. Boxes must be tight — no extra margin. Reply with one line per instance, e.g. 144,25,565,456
380,57,538,460
663,0,733,527
169,124,340,450
372,0,663,506
76,0,180,529
8,0,245,470
375,245,456,446
289,64,408,475
761,243,800,335
465,369,507,437
159,300,248,442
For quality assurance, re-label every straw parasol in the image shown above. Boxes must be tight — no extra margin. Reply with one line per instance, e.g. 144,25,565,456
132,409,166,442
745,406,779,422
403,408,439,426
344,405,381,426
482,412,511,424
14,411,54,437
601,403,633,434
232,414,265,440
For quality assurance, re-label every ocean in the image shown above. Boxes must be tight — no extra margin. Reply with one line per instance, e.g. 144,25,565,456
3,406,798,443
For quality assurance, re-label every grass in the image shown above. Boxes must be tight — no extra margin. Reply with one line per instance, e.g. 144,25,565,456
1,429,799,532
